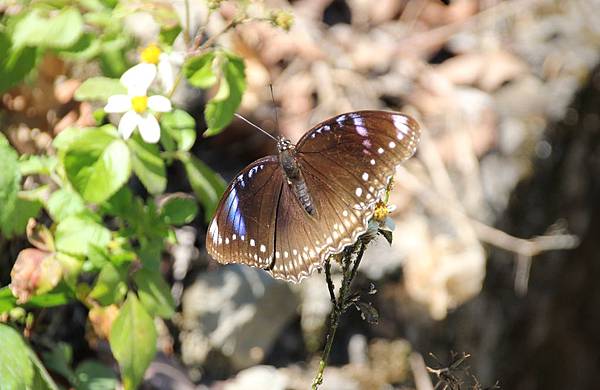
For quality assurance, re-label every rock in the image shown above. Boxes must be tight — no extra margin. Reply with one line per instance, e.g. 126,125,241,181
222,365,287,390
180,265,299,371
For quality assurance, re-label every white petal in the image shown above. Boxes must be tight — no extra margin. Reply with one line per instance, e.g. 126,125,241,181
168,51,185,65
120,63,156,95
118,111,140,140
148,95,172,113
104,95,131,113
158,58,175,93
138,113,161,143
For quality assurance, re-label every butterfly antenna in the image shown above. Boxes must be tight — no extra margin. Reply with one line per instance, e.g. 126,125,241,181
234,113,278,141
269,84,280,131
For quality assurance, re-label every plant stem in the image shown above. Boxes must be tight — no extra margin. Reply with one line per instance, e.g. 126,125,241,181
312,240,366,389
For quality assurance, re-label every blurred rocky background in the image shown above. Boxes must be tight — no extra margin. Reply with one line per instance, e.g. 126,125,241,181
3,0,600,389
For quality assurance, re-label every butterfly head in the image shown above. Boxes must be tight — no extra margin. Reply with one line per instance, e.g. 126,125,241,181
277,137,295,152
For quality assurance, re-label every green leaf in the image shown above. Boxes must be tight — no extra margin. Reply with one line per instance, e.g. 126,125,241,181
0,287,16,314
75,77,126,102
183,51,217,89
42,342,76,385
133,269,175,319
159,25,182,47
13,8,84,49
0,139,21,234
181,154,226,222
27,287,73,308
55,215,111,256
0,31,38,93
89,263,127,306
75,360,118,390
58,32,102,61
160,109,196,152
18,155,58,176
47,189,86,222
128,135,166,195
1,198,42,238
64,127,131,204
29,344,60,390
204,53,246,136
0,324,34,389
109,293,157,390
99,36,130,78
159,193,198,225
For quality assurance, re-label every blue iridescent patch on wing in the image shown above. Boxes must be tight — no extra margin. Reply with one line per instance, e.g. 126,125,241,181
227,187,247,236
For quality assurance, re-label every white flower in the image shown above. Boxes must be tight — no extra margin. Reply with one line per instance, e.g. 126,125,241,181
157,51,185,93
104,64,172,143
137,43,184,93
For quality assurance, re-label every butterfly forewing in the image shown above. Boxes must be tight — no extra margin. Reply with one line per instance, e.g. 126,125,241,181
206,156,283,268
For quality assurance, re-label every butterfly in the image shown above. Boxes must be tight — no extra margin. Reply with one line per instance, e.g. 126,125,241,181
206,110,421,283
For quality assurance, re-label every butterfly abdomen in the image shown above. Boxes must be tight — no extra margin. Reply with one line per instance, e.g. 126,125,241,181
279,148,316,216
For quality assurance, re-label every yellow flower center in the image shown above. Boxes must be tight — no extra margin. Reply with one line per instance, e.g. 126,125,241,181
373,201,389,222
140,44,161,64
131,96,148,113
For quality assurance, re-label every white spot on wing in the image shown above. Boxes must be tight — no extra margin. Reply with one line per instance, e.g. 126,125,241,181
355,187,363,197
377,147,384,154
362,172,369,181
389,141,396,148
250,239,255,247
260,244,266,253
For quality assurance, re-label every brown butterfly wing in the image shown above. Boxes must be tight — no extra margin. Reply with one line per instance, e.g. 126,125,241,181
206,156,283,269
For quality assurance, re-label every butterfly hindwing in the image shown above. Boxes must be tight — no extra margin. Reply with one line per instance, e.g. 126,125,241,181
206,156,283,269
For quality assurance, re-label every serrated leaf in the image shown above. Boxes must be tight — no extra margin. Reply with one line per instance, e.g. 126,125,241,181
47,189,86,222
63,127,131,204
0,324,35,389
75,77,126,102
128,135,166,195
160,109,196,152
203,53,246,137
13,8,84,49
183,52,217,89
55,215,111,256
159,193,198,225
181,154,226,222
1,198,42,238
133,269,175,319
109,293,157,390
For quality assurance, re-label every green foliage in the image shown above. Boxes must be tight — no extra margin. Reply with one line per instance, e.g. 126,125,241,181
0,31,38,93
55,215,111,257
204,52,247,136
183,52,217,88
0,0,268,387
160,109,197,152
159,193,198,225
89,263,127,306
183,51,247,136
63,127,131,204
75,77,126,101
13,8,84,49
109,293,157,390
128,135,167,195
134,269,175,319
181,154,226,222
0,325,33,388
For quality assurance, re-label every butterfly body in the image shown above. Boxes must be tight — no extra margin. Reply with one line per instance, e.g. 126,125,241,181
206,110,421,283
278,138,316,216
